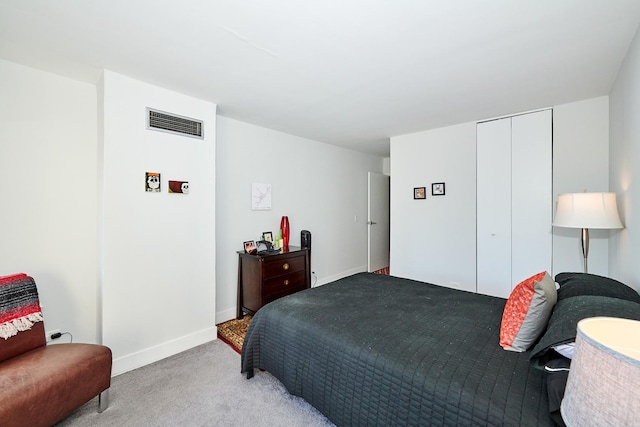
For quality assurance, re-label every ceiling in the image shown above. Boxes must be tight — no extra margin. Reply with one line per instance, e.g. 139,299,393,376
1,1,639,157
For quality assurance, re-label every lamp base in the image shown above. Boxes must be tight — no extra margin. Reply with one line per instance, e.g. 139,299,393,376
581,228,590,273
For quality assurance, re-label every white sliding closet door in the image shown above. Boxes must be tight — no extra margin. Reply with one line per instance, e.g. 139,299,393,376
511,110,553,283
477,110,552,298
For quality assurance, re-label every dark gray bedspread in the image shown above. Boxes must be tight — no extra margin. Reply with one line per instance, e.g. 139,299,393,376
241,273,552,426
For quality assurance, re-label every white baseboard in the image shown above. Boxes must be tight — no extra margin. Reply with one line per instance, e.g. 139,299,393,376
216,307,237,325
314,265,367,287
112,326,217,376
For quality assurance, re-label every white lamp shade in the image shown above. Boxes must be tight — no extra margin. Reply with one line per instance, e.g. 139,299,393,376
553,192,623,229
561,317,640,426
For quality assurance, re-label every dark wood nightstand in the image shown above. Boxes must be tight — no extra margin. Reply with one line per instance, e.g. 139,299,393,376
236,246,310,319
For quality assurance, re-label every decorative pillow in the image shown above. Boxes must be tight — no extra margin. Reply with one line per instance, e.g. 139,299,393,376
499,271,557,352
554,272,640,303
529,295,640,369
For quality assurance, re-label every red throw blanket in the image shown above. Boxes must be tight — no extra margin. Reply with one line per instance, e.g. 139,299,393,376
0,273,43,339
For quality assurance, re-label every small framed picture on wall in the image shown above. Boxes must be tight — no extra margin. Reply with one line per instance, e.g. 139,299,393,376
432,182,445,196
145,172,161,192
414,187,426,199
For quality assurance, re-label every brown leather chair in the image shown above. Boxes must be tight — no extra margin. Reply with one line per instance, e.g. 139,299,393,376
0,275,112,427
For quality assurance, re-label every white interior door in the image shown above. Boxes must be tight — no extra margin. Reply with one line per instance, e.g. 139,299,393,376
368,172,390,272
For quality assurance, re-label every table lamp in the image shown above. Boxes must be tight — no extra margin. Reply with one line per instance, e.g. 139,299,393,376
552,192,623,273
561,317,640,426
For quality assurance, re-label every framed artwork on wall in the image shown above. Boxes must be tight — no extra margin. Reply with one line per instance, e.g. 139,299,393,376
145,172,161,192
168,180,189,194
414,187,426,199
432,182,445,196
252,183,272,210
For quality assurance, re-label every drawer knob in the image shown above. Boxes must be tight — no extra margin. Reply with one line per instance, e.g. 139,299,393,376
284,279,289,286
282,263,290,271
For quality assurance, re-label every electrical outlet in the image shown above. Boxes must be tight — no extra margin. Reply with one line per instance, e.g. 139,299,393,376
46,329,61,340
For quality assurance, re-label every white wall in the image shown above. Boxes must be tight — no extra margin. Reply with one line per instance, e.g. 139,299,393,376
100,71,217,375
215,116,384,323
610,27,640,292
552,97,611,276
0,59,98,342
390,122,477,291
0,59,382,371
390,98,611,292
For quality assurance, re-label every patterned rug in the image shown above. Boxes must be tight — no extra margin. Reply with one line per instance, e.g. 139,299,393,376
217,315,252,354
372,266,390,275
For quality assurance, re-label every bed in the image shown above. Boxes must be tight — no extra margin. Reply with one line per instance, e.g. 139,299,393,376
241,271,640,426
241,273,553,426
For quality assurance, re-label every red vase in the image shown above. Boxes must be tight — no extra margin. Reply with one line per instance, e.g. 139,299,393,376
280,216,290,248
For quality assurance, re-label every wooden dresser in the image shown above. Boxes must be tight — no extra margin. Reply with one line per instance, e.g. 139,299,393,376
237,246,310,319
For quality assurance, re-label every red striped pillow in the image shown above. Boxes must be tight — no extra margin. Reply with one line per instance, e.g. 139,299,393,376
0,273,28,283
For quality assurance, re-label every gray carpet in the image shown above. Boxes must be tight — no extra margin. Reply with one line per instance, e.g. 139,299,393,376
56,339,335,426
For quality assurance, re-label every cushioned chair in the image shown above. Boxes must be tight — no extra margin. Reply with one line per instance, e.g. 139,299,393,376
0,274,112,427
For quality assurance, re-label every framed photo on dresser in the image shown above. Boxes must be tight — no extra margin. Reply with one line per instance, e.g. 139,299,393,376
244,240,257,254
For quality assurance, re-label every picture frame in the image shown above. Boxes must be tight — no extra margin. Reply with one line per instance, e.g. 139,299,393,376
414,187,426,200
168,180,189,194
145,172,161,192
262,231,273,242
244,240,257,254
432,182,445,196
251,182,272,210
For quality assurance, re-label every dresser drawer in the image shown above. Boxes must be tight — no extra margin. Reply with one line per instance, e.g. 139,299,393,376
263,254,305,279
263,270,306,298
237,246,310,319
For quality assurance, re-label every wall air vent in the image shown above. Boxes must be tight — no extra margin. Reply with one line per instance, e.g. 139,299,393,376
146,108,204,139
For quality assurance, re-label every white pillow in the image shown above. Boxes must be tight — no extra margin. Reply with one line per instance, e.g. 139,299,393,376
552,342,575,359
